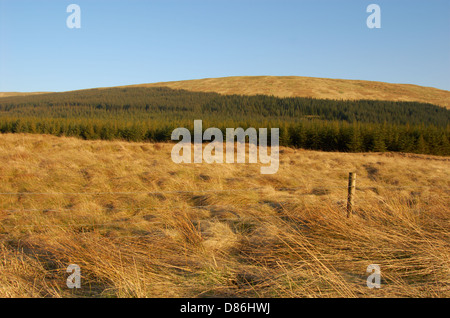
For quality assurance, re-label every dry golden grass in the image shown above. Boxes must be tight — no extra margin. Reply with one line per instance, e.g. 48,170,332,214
0,92,49,98
128,76,450,109
0,133,449,297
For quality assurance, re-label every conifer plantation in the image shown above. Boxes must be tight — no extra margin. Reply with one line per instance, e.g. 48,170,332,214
0,86,449,155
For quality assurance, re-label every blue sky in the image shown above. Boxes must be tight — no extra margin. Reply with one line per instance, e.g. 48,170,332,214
0,0,449,92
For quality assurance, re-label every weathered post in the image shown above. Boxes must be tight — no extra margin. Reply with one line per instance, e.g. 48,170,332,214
347,172,356,218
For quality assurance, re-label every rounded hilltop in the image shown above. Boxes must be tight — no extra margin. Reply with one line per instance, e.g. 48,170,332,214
125,76,450,109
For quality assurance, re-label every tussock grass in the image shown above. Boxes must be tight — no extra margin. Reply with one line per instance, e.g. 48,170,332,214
0,133,449,297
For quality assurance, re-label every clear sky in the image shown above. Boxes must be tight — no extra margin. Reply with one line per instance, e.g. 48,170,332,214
0,0,449,92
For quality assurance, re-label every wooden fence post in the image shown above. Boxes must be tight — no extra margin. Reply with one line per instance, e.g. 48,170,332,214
347,172,356,218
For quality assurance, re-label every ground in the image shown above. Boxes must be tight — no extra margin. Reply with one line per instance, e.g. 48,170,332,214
0,133,449,297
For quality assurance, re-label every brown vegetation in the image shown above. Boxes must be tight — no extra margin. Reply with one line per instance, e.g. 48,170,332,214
0,133,449,297
129,76,450,109
0,92,49,98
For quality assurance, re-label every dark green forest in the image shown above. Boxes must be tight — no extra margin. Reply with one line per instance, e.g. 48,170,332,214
0,87,449,155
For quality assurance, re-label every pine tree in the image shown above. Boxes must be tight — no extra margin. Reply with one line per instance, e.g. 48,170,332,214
415,135,428,154
347,126,363,152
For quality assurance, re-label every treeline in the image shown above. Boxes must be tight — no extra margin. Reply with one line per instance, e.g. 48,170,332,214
1,87,449,126
0,87,449,155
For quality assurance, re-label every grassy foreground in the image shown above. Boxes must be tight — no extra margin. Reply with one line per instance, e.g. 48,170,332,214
0,133,449,297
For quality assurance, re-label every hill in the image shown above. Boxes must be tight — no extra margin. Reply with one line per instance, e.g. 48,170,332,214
0,92,49,98
127,76,450,109
2,76,449,108
0,85,449,156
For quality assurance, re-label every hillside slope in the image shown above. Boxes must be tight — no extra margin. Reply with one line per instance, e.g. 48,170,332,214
0,92,49,98
1,83,449,155
2,76,449,108
127,76,450,109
